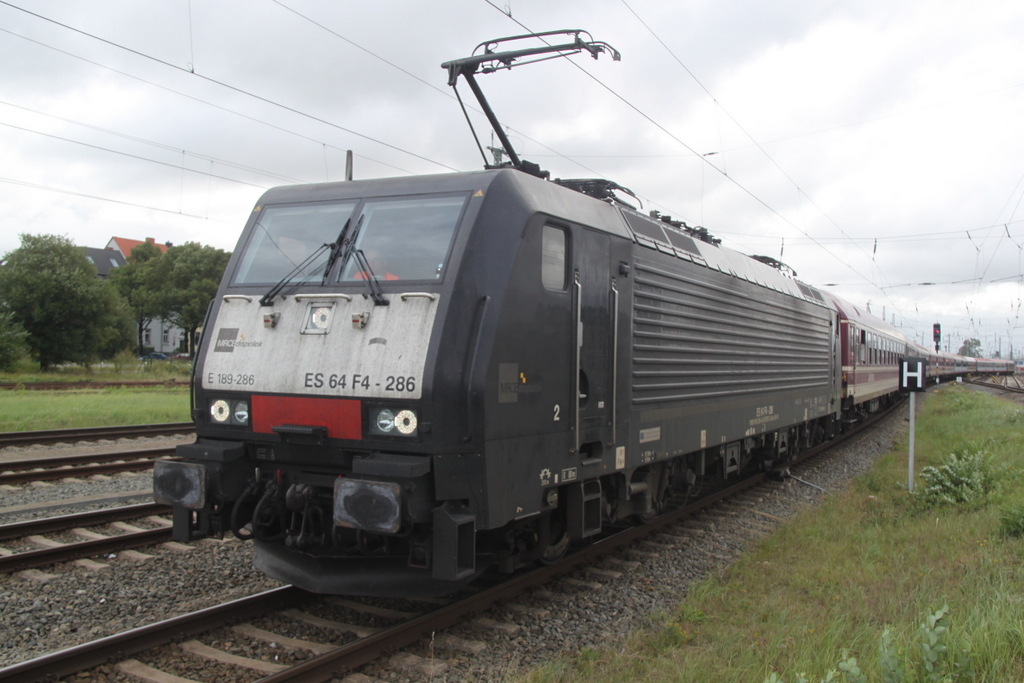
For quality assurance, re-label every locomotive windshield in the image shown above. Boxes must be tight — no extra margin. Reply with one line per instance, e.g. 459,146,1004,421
232,201,358,285
231,194,466,285
337,195,466,282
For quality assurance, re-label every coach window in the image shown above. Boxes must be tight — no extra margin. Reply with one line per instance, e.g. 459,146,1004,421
541,225,568,291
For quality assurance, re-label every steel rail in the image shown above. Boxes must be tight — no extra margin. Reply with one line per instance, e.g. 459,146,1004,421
0,447,175,485
0,502,169,542
0,401,904,682
0,446,174,472
0,422,194,448
257,401,905,682
253,474,770,682
969,378,1024,394
0,527,172,574
0,586,306,683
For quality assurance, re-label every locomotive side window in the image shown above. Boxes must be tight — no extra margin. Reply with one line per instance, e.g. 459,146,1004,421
541,225,567,291
339,195,466,282
233,201,358,284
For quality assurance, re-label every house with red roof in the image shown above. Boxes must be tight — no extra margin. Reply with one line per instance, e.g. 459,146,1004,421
105,236,183,355
105,236,171,259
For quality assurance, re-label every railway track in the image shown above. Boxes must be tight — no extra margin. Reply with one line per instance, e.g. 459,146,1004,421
0,502,173,574
0,422,194,448
0,446,175,486
0,400,902,683
969,377,1024,394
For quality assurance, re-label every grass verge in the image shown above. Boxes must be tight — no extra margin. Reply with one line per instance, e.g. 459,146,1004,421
522,385,1024,682
0,386,190,431
0,351,192,385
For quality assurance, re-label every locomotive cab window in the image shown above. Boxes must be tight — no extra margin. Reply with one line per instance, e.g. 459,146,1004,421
541,224,567,291
232,201,358,285
339,195,467,282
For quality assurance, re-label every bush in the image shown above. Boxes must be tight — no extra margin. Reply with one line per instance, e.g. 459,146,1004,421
912,448,996,508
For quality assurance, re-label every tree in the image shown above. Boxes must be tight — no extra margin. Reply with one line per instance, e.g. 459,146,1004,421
0,309,28,371
158,242,231,355
0,234,134,369
958,338,982,357
109,240,166,356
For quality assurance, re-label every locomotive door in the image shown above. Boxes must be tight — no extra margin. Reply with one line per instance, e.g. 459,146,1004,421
573,227,615,457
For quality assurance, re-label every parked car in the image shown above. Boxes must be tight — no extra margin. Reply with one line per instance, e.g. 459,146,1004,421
170,353,192,360
139,352,167,360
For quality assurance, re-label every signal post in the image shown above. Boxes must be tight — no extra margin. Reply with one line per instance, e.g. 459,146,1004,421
900,357,927,491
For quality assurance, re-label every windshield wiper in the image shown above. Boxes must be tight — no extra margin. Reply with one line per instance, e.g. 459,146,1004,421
258,243,331,307
335,213,366,275
320,216,352,285
353,249,389,306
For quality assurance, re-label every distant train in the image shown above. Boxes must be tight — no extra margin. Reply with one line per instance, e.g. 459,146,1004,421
152,32,1013,596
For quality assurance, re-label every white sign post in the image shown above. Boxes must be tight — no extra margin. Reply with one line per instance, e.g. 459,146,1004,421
900,358,927,491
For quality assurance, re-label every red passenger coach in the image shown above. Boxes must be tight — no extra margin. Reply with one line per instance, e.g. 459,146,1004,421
822,294,907,413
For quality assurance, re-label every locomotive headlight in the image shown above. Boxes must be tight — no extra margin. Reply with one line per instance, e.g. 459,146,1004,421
233,401,250,425
369,407,419,437
375,408,396,432
394,410,417,435
209,398,250,426
311,306,331,329
211,399,230,423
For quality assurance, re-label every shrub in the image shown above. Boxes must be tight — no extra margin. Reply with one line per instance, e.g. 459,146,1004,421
912,448,996,508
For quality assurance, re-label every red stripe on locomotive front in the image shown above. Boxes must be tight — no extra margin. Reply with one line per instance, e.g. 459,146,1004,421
251,395,361,440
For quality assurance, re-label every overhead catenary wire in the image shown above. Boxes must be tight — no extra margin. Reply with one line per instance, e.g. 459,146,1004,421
617,0,904,306
0,99,308,185
0,174,235,224
0,1,458,172
482,0,904,312
270,0,617,181
0,119,271,190
1,2,1020,356
0,25,421,179
480,2,1016,355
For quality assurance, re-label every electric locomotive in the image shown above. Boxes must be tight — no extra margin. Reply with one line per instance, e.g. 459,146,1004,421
155,31,852,596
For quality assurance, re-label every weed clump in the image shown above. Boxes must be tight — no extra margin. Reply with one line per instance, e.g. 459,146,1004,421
912,448,996,508
765,606,973,683
997,503,1024,538
1002,408,1024,425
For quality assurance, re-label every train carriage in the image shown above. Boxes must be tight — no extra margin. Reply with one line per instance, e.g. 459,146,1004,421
820,293,907,413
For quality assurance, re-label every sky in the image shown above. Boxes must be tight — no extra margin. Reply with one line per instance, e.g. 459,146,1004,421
1,0,1023,358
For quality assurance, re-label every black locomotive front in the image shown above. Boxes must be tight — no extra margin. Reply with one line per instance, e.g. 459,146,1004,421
154,171,512,595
